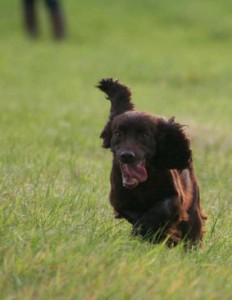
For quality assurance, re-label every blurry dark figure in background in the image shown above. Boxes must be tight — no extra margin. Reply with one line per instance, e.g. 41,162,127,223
23,0,65,39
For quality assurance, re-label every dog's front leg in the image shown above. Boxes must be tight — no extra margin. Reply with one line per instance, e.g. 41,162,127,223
114,208,142,225
132,196,181,239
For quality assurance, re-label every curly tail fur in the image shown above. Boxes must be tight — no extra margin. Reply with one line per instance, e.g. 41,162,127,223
97,78,134,119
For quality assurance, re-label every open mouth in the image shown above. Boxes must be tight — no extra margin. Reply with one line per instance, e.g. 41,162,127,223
120,160,148,189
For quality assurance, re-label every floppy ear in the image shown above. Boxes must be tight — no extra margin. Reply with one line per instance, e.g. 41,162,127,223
155,117,192,169
97,78,135,148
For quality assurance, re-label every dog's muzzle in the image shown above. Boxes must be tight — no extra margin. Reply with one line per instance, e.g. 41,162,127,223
120,160,148,189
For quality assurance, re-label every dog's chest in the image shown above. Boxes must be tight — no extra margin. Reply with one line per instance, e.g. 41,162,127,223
120,185,162,211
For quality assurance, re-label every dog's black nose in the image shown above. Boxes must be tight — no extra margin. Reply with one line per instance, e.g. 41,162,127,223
120,151,136,163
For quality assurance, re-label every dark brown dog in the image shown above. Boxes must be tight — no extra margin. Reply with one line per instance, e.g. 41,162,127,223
97,78,206,246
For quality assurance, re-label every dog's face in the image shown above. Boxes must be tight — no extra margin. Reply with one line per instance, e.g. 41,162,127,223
105,111,192,189
110,111,158,189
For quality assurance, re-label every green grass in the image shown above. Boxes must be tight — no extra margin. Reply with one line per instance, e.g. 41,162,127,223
0,0,232,299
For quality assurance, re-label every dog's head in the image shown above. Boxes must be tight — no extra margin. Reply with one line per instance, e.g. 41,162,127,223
109,112,192,188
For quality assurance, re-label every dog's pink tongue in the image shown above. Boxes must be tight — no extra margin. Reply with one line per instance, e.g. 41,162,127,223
124,164,148,183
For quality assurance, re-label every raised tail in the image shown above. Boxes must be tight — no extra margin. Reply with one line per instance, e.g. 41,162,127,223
97,78,135,119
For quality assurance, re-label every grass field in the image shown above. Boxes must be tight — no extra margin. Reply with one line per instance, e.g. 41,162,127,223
0,0,232,299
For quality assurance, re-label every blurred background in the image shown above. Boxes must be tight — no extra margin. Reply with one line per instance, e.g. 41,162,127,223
1,0,231,117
